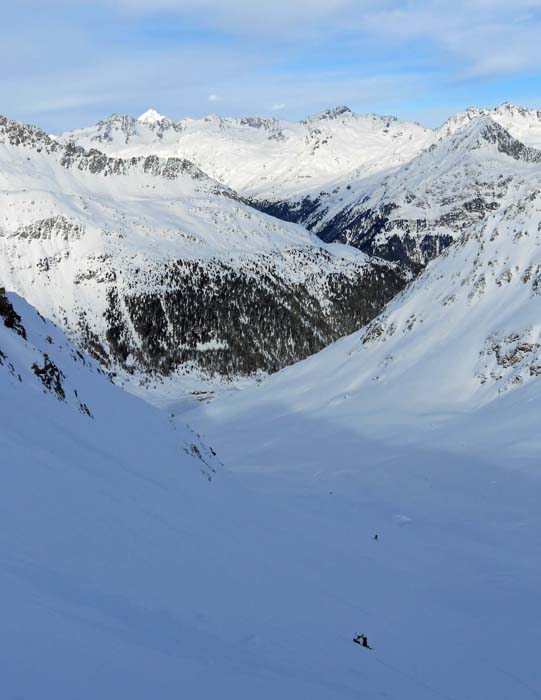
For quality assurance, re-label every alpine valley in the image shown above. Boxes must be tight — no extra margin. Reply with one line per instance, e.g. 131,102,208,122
2,102,541,700
0,113,405,398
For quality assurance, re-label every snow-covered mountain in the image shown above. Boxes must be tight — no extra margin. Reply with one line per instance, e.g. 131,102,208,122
439,102,541,146
194,187,541,464
5,262,541,700
0,114,406,392
5,102,541,700
60,106,434,201
183,184,541,700
314,114,541,267
61,103,541,271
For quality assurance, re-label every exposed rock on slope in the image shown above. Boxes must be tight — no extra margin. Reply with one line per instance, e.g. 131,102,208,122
0,114,405,386
60,107,434,201
199,188,541,463
0,286,219,474
61,103,541,271
312,116,541,267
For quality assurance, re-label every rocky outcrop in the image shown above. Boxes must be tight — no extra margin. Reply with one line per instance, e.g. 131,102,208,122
0,287,26,339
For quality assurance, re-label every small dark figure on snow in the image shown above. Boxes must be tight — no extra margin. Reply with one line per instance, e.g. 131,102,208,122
353,634,372,649
373,534,378,541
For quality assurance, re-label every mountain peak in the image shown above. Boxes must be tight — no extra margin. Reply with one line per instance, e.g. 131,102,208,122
137,108,167,124
308,105,354,122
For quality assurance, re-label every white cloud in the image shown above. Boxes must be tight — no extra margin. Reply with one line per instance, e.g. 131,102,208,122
2,0,541,132
354,1,541,78
102,0,356,38
100,0,541,78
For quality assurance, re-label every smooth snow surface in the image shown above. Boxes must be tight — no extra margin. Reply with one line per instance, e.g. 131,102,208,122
185,190,541,699
4,292,541,700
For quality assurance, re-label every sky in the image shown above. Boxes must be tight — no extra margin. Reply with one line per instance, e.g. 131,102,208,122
3,0,541,132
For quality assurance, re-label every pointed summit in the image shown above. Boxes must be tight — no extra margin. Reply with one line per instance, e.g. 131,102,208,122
137,108,167,124
441,114,541,163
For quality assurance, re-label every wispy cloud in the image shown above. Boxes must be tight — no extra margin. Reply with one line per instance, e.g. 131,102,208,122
1,1,541,131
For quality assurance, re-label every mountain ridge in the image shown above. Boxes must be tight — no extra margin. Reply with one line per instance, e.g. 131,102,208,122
0,112,407,396
58,102,541,270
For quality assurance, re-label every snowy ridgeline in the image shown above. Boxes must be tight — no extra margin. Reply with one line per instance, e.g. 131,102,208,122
4,103,541,397
0,113,406,388
61,103,541,268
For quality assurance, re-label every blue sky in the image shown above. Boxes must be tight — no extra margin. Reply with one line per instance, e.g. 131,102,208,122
3,0,541,132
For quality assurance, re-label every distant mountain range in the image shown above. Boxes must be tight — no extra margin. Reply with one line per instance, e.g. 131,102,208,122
60,102,541,268
2,102,541,398
0,113,404,395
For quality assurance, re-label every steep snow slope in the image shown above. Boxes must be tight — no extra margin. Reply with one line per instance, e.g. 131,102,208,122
10,290,534,700
0,115,406,390
193,187,541,465
181,191,541,700
2,290,385,699
314,115,541,267
4,281,541,700
0,285,219,475
60,106,434,201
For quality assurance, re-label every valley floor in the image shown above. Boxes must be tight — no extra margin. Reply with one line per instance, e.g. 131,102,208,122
184,392,541,700
3,294,541,700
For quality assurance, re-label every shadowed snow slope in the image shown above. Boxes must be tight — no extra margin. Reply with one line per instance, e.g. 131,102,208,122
180,191,541,700
194,189,541,467
0,290,427,699
4,289,541,700
5,105,541,700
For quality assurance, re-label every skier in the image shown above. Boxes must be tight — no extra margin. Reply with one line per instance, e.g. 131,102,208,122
361,634,372,649
353,634,373,650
